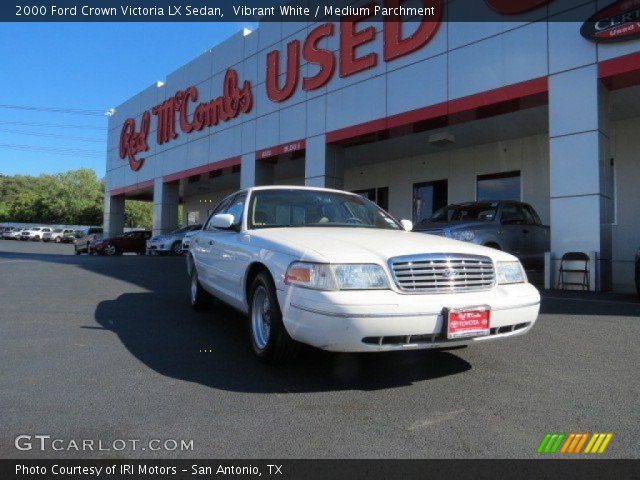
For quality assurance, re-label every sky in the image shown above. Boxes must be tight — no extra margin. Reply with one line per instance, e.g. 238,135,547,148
0,22,253,178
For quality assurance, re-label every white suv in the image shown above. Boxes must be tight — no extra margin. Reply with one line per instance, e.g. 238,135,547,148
43,228,75,243
20,227,52,241
186,186,540,363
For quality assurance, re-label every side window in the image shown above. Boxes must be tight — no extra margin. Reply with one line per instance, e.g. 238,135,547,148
524,205,541,225
225,194,246,228
501,204,526,224
204,196,233,231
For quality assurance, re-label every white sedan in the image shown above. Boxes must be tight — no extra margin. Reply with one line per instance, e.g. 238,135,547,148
187,186,540,363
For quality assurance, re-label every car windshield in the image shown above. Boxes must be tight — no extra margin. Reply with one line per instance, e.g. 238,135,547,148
429,203,498,222
247,189,401,230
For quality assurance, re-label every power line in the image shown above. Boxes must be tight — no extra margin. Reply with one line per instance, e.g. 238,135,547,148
0,143,103,157
0,120,105,131
0,128,104,143
0,104,106,117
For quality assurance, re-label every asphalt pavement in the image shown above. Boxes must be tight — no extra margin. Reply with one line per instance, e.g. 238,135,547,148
1,239,638,458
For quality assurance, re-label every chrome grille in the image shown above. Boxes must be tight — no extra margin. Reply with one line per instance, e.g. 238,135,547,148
389,254,495,293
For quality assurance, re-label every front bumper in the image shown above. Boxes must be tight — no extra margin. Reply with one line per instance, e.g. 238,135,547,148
279,283,540,352
146,241,171,254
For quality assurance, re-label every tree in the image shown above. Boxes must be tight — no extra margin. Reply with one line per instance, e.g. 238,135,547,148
0,168,152,228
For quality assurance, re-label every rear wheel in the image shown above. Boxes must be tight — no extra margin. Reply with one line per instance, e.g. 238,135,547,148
249,272,299,363
171,241,183,256
189,268,211,310
104,244,117,256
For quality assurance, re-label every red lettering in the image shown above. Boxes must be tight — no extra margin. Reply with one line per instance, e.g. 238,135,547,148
302,23,335,91
179,86,199,133
118,111,150,171
339,3,377,77
266,40,300,102
383,0,443,61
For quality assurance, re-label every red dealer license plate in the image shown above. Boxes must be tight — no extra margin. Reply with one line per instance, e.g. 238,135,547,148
446,307,490,339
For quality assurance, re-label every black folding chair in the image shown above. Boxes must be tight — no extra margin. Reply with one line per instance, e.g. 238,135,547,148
558,252,590,291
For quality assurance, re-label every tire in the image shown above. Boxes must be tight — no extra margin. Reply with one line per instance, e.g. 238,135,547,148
104,243,117,256
34,236,40,241
171,241,183,256
249,272,299,364
55,237,61,243
189,268,211,310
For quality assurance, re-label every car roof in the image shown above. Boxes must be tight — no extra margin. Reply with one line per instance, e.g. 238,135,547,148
246,185,359,195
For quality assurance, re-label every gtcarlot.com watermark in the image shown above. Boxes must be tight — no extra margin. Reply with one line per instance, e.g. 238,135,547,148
14,434,194,452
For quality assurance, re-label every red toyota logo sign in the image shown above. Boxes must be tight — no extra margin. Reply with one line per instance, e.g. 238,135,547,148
581,0,640,42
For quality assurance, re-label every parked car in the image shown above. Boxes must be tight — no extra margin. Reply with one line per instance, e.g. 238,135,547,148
635,249,640,298
61,230,82,243
93,230,152,256
1,226,18,239
43,228,75,243
3,228,25,240
181,228,200,252
74,227,104,255
186,186,540,363
147,225,202,256
20,227,52,241
413,201,550,268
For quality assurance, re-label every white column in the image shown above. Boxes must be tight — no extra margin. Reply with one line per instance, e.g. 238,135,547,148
152,178,180,237
304,135,344,189
548,65,613,291
103,194,125,238
240,152,273,188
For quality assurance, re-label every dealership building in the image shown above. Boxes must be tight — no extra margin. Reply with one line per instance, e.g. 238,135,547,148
105,0,640,292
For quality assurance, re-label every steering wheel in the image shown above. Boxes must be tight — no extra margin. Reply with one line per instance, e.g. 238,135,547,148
345,217,365,225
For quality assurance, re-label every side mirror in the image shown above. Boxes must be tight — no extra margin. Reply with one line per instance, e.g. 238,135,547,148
210,213,235,229
400,219,413,232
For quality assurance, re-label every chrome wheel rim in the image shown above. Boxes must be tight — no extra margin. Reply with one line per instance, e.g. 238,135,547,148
191,273,198,304
251,286,271,350
106,245,116,255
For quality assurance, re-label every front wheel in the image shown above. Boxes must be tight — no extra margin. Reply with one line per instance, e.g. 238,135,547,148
171,241,183,256
104,244,117,256
249,272,299,363
189,268,211,310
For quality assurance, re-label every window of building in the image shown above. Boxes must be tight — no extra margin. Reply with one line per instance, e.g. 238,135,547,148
412,180,448,224
353,187,389,211
477,171,521,201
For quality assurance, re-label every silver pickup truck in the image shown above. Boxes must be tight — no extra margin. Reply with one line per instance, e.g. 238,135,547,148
414,201,550,268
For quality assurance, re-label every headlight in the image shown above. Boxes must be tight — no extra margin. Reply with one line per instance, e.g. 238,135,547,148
496,261,527,284
285,262,389,290
450,229,476,242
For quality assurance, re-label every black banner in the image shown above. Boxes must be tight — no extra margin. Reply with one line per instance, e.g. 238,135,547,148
0,0,624,23
3,459,640,480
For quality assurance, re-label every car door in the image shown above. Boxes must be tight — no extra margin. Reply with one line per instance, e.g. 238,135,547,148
194,196,234,292
209,193,249,305
522,204,549,268
499,203,530,260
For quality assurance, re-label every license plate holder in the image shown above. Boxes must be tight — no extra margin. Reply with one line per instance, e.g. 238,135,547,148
445,306,490,339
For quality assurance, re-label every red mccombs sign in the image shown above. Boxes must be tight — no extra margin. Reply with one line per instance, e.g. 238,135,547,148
118,0,555,171
119,69,252,171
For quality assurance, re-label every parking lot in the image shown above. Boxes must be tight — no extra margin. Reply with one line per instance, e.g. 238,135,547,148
1,239,638,459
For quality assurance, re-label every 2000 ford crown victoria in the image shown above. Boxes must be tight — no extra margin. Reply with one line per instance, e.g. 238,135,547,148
186,186,540,363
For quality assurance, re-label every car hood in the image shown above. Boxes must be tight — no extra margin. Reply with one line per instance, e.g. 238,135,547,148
248,227,516,263
416,220,492,230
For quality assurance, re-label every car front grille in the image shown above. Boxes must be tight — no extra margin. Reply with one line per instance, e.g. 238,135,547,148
388,254,495,293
